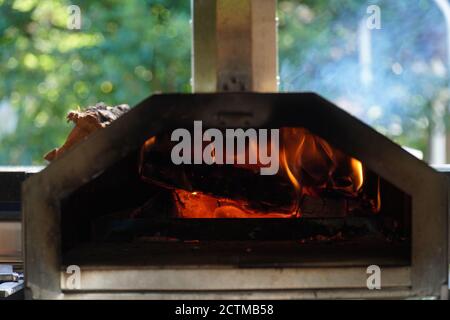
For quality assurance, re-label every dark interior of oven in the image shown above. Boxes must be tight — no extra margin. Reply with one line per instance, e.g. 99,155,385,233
60,122,412,268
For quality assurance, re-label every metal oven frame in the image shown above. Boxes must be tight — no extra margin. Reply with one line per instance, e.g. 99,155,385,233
23,93,448,299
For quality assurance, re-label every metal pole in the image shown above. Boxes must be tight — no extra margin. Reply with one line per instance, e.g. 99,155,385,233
192,0,278,93
431,0,449,164
358,19,373,88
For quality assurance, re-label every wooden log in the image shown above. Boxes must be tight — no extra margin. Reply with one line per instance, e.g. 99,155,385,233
139,135,297,213
44,102,129,161
139,134,377,217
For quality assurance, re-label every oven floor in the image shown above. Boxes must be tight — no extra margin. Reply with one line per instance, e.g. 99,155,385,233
62,240,410,268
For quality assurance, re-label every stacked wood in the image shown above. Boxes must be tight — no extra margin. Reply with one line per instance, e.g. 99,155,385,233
139,134,298,214
172,189,369,218
139,133,378,217
44,103,129,161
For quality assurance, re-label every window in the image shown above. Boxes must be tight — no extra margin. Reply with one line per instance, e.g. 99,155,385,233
279,0,449,164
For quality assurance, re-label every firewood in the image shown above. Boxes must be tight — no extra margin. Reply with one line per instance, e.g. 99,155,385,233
139,134,298,213
139,133,377,217
44,102,129,161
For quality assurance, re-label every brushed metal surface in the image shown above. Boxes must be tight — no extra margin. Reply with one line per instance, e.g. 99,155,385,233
60,266,411,291
23,93,448,299
192,0,277,92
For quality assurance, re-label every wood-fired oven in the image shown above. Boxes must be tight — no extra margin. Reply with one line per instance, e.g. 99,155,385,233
22,0,448,299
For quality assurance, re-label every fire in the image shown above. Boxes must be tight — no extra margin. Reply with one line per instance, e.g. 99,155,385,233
280,150,301,192
139,127,378,219
280,149,301,217
279,128,364,197
351,158,364,191
139,136,157,175
174,189,292,218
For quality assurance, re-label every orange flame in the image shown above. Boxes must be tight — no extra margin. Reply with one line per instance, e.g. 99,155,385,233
279,128,364,197
140,128,376,219
350,158,364,191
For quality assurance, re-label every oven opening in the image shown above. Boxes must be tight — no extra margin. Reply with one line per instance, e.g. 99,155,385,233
60,126,411,268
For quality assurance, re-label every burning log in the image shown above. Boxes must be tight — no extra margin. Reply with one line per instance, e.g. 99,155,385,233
173,189,295,218
44,102,129,161
280,128,363,197
142,158,298,214
139,131,378,217
45,105,378,219
139,133,298,214
172,189,373,218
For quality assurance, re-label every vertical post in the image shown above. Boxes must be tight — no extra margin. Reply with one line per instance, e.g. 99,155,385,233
358,19,373,88
192,0,278,93
431,0,449,164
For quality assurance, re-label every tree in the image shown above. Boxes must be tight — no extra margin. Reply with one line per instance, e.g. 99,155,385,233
0,0,191,164
0,0,448,164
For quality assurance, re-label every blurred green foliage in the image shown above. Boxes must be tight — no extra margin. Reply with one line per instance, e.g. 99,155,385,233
0,0,191,164
0,0,448,164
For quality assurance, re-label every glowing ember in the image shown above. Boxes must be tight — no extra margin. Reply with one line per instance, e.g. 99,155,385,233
139,127,378,219
174,189,292,218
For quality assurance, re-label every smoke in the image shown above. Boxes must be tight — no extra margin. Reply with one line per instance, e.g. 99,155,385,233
279,0,449,159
